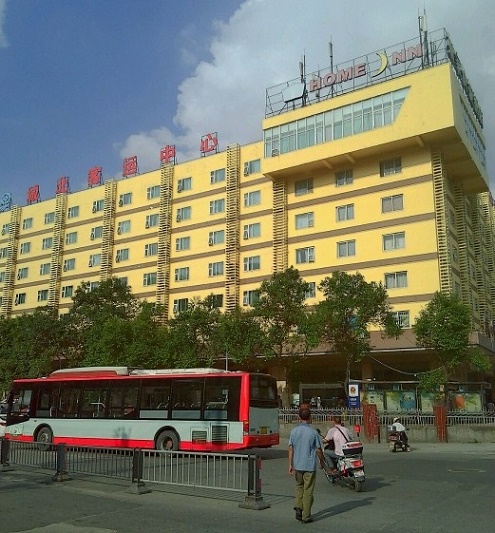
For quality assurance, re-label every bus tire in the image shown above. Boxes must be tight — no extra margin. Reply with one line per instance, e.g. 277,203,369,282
156,430,179,451
36,426,53,450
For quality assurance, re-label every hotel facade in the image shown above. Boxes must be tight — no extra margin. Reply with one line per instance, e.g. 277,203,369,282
1,28,494,409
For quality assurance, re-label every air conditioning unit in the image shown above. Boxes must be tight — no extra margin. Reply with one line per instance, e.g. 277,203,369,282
117,226,122,235
243,230,249,240
177,183,183,193
63,265,68,272
173,304,179,314
88,259,93,267
208,237,214,246
17,272,21,280
1,228,5,235
271,148,279,157
243,163,250,176
14,296,19,306
115,253,121,263
145,221,150,229
242,295,249,306
176,213,182,222
308,256,315,263
90,231,95,240
92,202,97,213
119,198,124,207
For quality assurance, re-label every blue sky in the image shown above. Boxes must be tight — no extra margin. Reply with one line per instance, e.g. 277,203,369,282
1,0,494,207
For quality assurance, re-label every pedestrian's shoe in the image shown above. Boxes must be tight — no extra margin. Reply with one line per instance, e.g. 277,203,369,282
302,517,314,523
294,507,302,521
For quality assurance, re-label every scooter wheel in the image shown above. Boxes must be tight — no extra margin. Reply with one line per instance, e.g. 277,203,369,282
352,479,363,492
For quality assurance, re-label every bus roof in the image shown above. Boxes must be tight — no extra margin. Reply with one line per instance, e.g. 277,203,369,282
44,366,239,379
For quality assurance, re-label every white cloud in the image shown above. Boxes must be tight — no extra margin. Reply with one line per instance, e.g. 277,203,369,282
118,0,495,180
0,0,8,48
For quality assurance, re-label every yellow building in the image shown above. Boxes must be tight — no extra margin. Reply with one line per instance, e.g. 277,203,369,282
0,28,493,407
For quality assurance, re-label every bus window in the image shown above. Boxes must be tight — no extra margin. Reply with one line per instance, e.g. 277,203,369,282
171,379,203,420
139,380,170,419
59,383,82,418
204,377,241,421
8,387,32,424
80,382,108,419
249,375,278,408
108,382,139,419
34,384,60,417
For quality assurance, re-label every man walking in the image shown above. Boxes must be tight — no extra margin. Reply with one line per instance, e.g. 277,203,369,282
288,406,326,523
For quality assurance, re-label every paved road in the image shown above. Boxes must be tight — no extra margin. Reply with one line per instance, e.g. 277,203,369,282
1,442,494,532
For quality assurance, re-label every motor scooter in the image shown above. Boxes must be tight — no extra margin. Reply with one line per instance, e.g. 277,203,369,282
387,426,411,452
323,440,366,492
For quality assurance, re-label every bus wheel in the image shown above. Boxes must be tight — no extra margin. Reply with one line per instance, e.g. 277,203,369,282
156,430,179,451
37,426,53,450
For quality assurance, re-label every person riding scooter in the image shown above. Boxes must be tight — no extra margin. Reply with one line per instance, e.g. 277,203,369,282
391,417,411,451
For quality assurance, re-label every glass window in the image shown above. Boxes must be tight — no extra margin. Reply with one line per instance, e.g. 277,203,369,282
390,310,410,327
305,282,316,299
243,256,261,272
65,232,77,245
173,298,188,313
89,254,101,267
243,159,261,175
108,383,139,419
209,199,225,214
295,212,314,229
37,289,49,302
117,220,131,234
208,261,224,276
17,267,28,280
119,192,132,206
143,272,157,286
42,237,53,250
383,232,405,251
209,230,225,245
61,285,73,298
147,185,160,199
90,226,103,239
336,169,353,186
80,383,108,419
382,194,404,213
20,242,31,254
44,212,55,224
242,290,260,306
177,177,192,192
204,376,241,421
92,199,104,213
295,246,315,264
146,214,159,228
244,190,261,207
176,206,191,222
67,206,79,219
380,157,402,176
140,380,171,415
385,271,408,289
22,218,33,229
210,168,226,184
115,248,129,262
337,240,356,257
144,242,158,257
336,204,354,221
171,379,203,419
40,263,51,275
175,237,190,251
63,258,76,271
243,223,261,239
14,293,26,305
174,267,190,281
295,178,313,196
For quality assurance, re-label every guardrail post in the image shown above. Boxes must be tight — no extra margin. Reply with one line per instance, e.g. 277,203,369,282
52,443,72,482
239,454,270,510
1,438,12,471
127,448,151,494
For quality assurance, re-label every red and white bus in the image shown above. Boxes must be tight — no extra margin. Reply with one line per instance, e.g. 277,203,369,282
5,367,280,451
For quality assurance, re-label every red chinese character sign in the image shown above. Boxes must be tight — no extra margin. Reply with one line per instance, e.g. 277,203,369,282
160,145,176,165
123,156,138,177
88,167,102,188
200,132,218,156
27,185,40,205
56,176,70,194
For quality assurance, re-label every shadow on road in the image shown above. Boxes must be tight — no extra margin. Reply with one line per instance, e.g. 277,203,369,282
312,496,375,522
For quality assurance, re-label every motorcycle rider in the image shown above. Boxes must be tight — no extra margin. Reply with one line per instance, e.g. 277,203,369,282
391,416,411,451
322,416,353,472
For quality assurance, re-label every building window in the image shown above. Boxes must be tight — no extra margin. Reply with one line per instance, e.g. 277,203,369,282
14,293,26,305
61,285,74,298
0,247,9,259
452,246,458,263
66,232,77,245
295,212,314,229
147,185,160,200
117,220,131,234
67,206,79,219
145,214,159,228
90,226,103,240
243,256,261,272
144,242,158,257
243,223,261,240
295,178,313,196
305,282,316,298
208,261,224,277
119,192,132,206
44,212,55,224
337,240,356,257
242,290,260,306
176,206,191,222
336,204,354,221
210,168,226,184
175,237,191,251
63,258,76,272
17,267,28,280
175,267,190,281
118,277,128,286
390,310,410,327
89,254,101,267
42,237,53,250
1,223,10,235
385,271,408,289
244,190,261,207
336,169,353,186
0,272,5,283
209,198,225,214
383,232,405,251
90,281,100,292
382,194,404,213
177,177,192,192
92,199,104,213
209,230,225,245
37,289,49,302
22,218,33,229
40,263,50,275
209,294,224,308
243,159,261,175
143,272,157,286
20,242,31,254
115,248,129,262
380,157,402,176
173,298,188,314
296,246,315,264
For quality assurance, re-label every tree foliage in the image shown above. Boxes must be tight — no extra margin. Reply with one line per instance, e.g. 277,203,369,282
316,271,402,389
413,291,491,396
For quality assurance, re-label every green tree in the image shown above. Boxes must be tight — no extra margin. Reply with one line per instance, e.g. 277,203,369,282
316,271,401,391
413,291,491,403
253,267,319,406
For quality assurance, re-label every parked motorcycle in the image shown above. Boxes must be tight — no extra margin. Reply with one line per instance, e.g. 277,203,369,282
387,428,411,452
323,441,366,492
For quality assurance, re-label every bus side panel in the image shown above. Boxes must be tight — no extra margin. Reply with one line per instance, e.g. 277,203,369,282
244,406,279,448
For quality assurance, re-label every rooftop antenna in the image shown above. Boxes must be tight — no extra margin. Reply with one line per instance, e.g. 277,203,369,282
299,54,308,107
418,7,430,68
329,38,334,97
